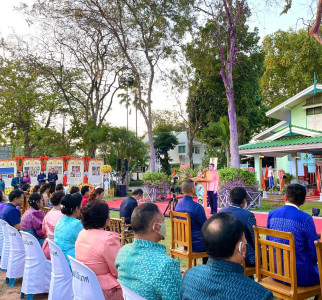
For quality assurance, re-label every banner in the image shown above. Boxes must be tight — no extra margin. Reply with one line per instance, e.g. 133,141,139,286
23,159,42,186
0,159,17,189
67,159,84,186
88,159,104,186
46,159,64,184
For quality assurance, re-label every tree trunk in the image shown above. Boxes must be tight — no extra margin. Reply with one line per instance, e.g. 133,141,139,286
89,148,96,158
147,123,155,172
24,130,31,157
188,130,194,169
226,147,230,168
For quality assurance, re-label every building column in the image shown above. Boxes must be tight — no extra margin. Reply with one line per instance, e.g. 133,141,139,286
291,154,299,183
254,154,262,190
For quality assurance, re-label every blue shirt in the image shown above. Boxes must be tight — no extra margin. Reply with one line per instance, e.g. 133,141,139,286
116,238,182,300
48,172,58,183
0,203,21,227
175,196,207,252
120,196,138,224
267,204,319,286
11,177,22,190
181,258,273,300
37,174,46,185
220,204,256,266
54,216,83,266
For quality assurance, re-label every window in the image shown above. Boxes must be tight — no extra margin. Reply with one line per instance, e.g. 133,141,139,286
193,147,200,154
178,146,186,153
307,106,322,115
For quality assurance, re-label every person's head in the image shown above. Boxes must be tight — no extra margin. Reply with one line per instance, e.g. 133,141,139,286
51,168,55,173
32,185,40,193
81,185,90,197
17,172,21,178
131,203,166,243
81,200,110,229
286,184,306,207
40,183,51,195
50,191,65,207
229,187,247,207
181,179,196,197
89,187,104,201
202,212,246,264
22,184,31,193
23,171,29,178
60,193,82,217
132,188,143,201
40,170,44,175
28,193,43,210
55,183,64,192
70,186,80,195
8,189,24,206
0,191,6,202
209,163,214,171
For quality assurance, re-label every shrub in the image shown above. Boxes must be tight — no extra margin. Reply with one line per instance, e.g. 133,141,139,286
218,168,258,187
142,172,170,202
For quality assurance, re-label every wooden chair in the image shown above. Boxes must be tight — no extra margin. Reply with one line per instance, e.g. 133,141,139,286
170,211,208,270
107,217,134,246
315,240,322,297
241,260,256,277
253,226,320,300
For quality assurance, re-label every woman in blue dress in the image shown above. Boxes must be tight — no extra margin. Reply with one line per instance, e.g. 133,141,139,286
54,193,83,265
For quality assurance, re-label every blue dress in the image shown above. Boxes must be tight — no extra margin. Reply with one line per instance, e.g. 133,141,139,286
54,216,83,265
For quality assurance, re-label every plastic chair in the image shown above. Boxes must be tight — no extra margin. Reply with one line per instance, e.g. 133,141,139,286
68,255,105,300
0,219,10,272
6,225,25,286
119,282,147,300
0,218,4,260
20,231,51,300
47,239,73,300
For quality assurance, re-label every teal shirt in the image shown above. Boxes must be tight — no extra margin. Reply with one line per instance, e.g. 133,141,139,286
0,180,5,191
116,238,182,300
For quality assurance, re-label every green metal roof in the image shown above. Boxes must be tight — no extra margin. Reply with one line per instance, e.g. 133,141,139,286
239,136,322,150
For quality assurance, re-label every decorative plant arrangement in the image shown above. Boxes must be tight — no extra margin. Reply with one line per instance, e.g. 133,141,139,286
142,172,170,202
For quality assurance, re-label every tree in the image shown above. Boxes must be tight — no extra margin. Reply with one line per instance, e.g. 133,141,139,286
152,109,186,132
260,29,322,107
153,125,178,175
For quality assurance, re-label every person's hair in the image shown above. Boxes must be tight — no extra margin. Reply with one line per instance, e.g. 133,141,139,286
88,188,104,202
55,183,64,192
131,203,161,234
32,185,40,193
28,193,42,210
0,191,4,202
209,163,214,167
22,184,30,192
181,179,195,195
9,190,24,202
132,188,143,197
60,193,82,216
40,183,51,195
50,191,65,206
16,171,21,175
286,184,306,206
81,185,90,196
229,187,247,205
202,213,243,260
40,170,44,174
23,171,29,177
81,200,110,230
70,186,80,195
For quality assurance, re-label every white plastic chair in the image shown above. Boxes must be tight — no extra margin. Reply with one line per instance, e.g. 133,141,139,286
0,218,4,260
0,219,10,272
20,231,51,300
68,255,105,300
119,282,147,300
47,239,73,300
6,225,25,286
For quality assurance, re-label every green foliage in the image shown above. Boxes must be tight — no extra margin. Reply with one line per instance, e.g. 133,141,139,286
218,168,258,186
179,166,200,181
129,180,143,187
152,110,186,132
261,29,322,107
284,173,294,185
142,172,169,185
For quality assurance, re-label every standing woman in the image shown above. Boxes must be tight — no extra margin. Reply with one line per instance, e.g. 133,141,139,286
22,171,31,185
0,174,5,192
88,187,105,203
54,193,83,265
37,170,46,186
21,193,46,246
40,183,51,207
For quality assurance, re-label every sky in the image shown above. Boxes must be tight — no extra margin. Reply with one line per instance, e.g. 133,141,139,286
0,0,317,135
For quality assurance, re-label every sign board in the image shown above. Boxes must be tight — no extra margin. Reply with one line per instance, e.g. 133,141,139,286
68,159,84,186
46,159,64,184
23,159,42,186
88,159,104,186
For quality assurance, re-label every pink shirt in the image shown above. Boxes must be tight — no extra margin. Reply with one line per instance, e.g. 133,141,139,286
206,170,219,192
81,196,89,207
75,229,121,291
42,209,64,239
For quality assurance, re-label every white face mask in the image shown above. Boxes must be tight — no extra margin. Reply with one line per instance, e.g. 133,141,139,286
153,222,166,239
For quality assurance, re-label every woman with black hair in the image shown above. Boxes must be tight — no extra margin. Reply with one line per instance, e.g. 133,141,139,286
0,190,7,214
76,201,122,300
21,193,46,246
54,193,83,265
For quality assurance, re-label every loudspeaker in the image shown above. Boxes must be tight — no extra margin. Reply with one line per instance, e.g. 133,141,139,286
116,184,127,197
124,159,128,171
117,159,121,171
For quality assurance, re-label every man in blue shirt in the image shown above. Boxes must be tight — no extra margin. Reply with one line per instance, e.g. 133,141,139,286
175,179,207,252
0,189,24,230
181,213,273,300
48,168,58,193
220,187,256,266
120,188,143,224
11,172,23,190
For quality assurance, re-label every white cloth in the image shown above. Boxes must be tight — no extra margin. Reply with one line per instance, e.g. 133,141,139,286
20,231,51,294
47,239,73,300
6,225,25,279
68,255,105,300
119,282,147,300
0,220,10,270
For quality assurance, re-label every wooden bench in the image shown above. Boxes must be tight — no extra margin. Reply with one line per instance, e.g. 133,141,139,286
253,226,320,300
170,211,208,270
107,217,134,247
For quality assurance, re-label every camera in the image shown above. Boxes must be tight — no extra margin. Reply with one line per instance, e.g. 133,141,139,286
170,176,181,194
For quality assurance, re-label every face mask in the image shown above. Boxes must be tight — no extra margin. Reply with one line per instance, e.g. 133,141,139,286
154,222,166,239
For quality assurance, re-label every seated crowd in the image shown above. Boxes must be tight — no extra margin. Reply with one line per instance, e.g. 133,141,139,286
0,180,320,300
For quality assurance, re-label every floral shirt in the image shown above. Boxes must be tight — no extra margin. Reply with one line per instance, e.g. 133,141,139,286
21,207,46,239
